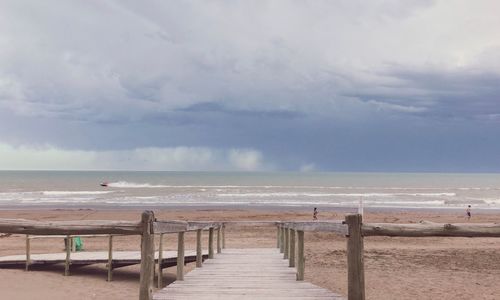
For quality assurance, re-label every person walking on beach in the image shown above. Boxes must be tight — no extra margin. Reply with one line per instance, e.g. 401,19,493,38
466,205,471,220
313,207,318,220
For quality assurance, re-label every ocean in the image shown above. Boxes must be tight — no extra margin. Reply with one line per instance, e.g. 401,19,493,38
0,171,499,210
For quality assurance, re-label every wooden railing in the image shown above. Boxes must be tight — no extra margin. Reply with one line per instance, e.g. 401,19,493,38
140,211,224,300
278,215,500,300
25,234,122,277
6,212,499,300
276,221,347,281
0,211,224,300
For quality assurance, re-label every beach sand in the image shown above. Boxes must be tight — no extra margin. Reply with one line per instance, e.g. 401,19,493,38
0,208,499,300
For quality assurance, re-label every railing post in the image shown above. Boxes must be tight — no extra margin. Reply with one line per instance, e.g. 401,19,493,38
296,230,305,281
217,225,222,254
276,226,280,248
279,226,284,253
65,234,71,276
177,232,185,280
157,233,164,287
196,229,203,267
345,214,365,300
139,211,155,300
284,227,289,259
222,224,226,249
107,235,113,282
25,235,30,271
289,229,295,267
208,227,214,259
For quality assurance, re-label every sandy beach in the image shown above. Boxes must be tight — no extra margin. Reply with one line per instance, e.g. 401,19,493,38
1,208,499,300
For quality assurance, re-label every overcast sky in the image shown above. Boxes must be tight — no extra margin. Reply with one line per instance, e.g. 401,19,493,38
0,1,499,172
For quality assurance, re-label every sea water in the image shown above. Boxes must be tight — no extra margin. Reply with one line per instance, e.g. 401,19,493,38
0,171,499,210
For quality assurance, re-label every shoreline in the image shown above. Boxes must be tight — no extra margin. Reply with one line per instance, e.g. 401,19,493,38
0,204,497,214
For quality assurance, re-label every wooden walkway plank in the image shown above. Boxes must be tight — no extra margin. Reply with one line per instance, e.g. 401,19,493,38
154,248,344,300
0,250,208,267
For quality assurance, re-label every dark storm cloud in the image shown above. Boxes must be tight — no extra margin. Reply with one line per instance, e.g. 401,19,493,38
1,0,500,171
345,67,500,121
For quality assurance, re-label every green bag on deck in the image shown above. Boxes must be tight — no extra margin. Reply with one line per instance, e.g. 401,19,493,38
74,236,83,251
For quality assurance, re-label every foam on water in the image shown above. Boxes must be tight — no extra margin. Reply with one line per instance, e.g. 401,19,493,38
0,171,499,209
42,191,114,195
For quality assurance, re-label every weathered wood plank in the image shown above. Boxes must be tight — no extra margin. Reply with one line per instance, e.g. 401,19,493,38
157,233,164,287
297,230,305,281
0,250,207,265
64,234,71,276
208,228,214,259
289,229,295,267
220,221,279,227
0,219,142,235
177,232,185,281
25,234,30,271
153,248,344,300
153,221,188,234
284,227,289,259
346,214,365,300
279,226,285,253
217,226,221,254
140,211,155,300
107,235,113,282
187,222,221,231
222,224,226,249
282,221,347,235
196,229,202,268
362,222,500,237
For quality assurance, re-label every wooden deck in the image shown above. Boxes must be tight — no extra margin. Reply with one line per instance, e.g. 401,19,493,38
0,250,208,268
154,248,344,300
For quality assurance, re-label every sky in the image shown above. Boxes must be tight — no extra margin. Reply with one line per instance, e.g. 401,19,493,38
0,0,499,172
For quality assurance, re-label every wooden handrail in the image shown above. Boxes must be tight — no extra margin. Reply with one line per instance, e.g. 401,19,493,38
362,222,500,237
278,221,347,235
0,219,142,235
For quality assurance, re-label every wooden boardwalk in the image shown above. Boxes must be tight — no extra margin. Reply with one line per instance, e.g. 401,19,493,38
0,250,207,268
154,248,344,300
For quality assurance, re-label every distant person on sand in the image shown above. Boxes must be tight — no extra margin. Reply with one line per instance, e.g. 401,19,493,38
313,207,318,220
466,205,471,220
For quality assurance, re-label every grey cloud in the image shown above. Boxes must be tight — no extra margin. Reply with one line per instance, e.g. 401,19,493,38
1,1,500,172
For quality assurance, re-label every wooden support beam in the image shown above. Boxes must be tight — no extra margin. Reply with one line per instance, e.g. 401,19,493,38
187,221,221,231
139,211,155,300
296,230,304,281
217,226,222,254
157,233,164,288
362,222,500,237
279,226,284,253
283,221,347,234
289,229,295,267
196,229,202,268
107,235,113,282
177,232,185,281
208,227,214,259
276,226,280,248
222,224,226,249
346,214,365,300
65,235,71,276
284,227,289,259
219,221,279,227
0,219,143,235
25,234,30,271
153,221,189,234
